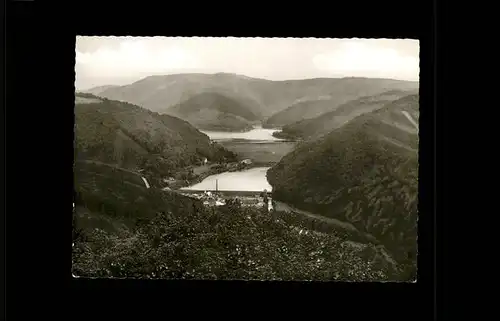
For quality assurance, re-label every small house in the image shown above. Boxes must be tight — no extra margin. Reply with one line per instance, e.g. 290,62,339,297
163,176,176,183
240,159,252,165
267,199,273,212
203,158,208,165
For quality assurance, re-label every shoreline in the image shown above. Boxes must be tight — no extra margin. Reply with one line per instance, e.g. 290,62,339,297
201,123,267,134
169,162,273,191
168,126,291,193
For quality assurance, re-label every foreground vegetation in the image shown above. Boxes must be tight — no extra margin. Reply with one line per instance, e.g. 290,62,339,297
73,162,408,281
73,202,399,281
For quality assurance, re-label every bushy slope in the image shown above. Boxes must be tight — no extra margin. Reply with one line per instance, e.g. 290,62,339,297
73,166,398,281
95,73,419,120
74,93,236,177
165,92,259,131
267,94,419,277
274,90,416,140
74,161,203,224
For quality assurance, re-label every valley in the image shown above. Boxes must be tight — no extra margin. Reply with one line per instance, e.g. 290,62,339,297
177,125,387,258
74,73,419,282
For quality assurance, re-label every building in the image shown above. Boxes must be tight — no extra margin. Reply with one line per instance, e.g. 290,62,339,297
240,159,252,165
162,177,176,183
203,158,208,165
267,199,273,212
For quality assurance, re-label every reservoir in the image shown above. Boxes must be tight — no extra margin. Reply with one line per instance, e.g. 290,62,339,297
183,125,294,192
201,125,283,142
203,125,297,165
181,167,273,192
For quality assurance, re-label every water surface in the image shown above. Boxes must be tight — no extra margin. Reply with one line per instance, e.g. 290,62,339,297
182,167,272,192
201,126,283,141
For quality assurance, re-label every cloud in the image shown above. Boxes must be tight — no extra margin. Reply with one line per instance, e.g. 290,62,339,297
76,38,200,78
76,36,124,53
75,37,419,89
313,41,419,80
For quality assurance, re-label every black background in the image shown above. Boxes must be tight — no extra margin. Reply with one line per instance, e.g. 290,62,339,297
4,0,446,319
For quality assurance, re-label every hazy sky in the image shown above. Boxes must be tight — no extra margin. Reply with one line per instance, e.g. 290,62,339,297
75,37,419,90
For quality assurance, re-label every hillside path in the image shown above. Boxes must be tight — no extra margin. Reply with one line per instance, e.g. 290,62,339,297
401,111,419,131
274,201,358,233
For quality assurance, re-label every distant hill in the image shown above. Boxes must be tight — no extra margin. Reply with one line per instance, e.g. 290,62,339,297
81,85,120,96
164,92,260,132
267,94,419,279
263,86,418,128
94,73,419,124
263,96,341,128
74,93,236,178
274,89,417,140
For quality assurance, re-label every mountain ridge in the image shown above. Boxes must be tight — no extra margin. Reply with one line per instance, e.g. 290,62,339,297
164,92,260,132
81,85,120,96
273,89,418,140
264,88,418,128
92,73,419,125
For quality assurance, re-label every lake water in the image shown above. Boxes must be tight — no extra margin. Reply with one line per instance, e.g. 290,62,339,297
183,125,290,192
201,125,283,141
182,167,273,192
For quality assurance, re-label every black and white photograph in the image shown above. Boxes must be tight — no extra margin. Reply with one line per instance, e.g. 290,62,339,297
72,37,419,281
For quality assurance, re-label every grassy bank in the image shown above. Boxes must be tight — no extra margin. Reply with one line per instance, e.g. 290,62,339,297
217,140,297,164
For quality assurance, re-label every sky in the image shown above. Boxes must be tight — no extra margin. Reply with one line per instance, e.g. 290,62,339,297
75,37,419,90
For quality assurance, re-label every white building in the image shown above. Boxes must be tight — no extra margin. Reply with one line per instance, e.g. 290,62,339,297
241,159,252,165
267,199,273,212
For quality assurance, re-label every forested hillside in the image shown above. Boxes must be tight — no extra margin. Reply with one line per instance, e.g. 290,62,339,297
267,94,419,279
74,93,236,179
264,88,418,128
164,92,260,132
274,89,416,140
